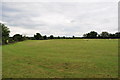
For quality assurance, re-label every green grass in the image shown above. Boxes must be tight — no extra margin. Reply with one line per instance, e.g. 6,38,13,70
2,39,118,78
0,46,2,79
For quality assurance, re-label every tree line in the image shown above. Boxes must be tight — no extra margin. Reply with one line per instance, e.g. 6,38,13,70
83,31,120,39
1,23,120,45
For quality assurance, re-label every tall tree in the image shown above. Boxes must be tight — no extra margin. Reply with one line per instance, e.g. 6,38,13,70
1,23,10,44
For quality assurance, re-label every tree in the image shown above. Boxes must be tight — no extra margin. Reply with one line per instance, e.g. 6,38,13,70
13,34,23,41
83,31,98,38
9,37,14,43
58,36,60,39
89,31,98,38
63,36,65,39
50,35,54,39
109,33,115,38
1,23,10,44
34,33,43,40
22,35,28,40
83,34,87,38
115,32,120,38
100,32,109,38
43,35,47,40
72,36,75,39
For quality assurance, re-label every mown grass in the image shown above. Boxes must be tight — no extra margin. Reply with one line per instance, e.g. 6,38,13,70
2,39,118,78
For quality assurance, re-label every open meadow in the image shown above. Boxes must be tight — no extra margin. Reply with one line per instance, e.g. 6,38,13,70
2,39,118,78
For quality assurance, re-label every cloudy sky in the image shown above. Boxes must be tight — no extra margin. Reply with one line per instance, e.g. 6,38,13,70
1,0,118,37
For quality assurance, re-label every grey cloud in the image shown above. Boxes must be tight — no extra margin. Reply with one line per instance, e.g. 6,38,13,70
1,2,118,36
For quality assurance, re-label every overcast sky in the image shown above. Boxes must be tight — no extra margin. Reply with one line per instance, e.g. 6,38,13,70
1,0,118,37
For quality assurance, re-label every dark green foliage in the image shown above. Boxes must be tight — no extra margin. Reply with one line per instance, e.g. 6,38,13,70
0,24,1,45
100,32,109,38
63,36,65,39
58,36,60,39
1,23,28,45
50,35,54,39
83,34,87,38
1,21,120,45
83,31,120,39
115,32,120,38
13,34,23,41
34,33,43,40
22,36,28,40
43,35,47,40
1,23,10,45
9,37,14,43
83,31,98,38
109,33,115,38
72,36,75,39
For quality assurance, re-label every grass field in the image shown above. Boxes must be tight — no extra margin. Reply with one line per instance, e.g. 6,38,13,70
2,39,118,78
